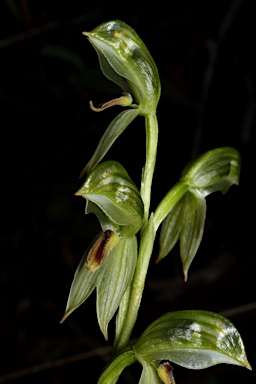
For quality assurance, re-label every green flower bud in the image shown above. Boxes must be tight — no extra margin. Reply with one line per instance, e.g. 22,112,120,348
83,20,161,112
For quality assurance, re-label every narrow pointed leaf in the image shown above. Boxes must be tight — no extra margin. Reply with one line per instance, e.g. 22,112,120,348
134,310,251,371
180,190,206,281
181,147,241,196
80,109,140,177
97,235,138,339
60,233,103,323
157,199,183,263
77,161,144,236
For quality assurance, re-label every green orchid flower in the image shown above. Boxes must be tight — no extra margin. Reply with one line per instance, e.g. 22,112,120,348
79,20,161,178
61,161,143,339
134,310,251,371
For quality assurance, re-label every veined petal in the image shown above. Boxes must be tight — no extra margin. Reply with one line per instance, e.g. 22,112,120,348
181,147,241,196
97,235,138,340
134,310,251,371
138,362,162,384
180,190,206,282
156,199,183,263
60,233,104,323
77,161,144,236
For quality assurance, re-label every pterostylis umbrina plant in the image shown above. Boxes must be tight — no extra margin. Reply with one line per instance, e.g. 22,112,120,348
60,20,252,383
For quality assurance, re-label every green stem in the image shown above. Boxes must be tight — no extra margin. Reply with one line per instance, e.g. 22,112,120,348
140,113,158,226
98,347,136,384
154,181,188,230
112,113,158,353
113,215,156,352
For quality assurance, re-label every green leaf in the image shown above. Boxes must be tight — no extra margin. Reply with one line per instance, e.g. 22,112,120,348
80,108,140,177
134,310,251,371
97,235,138,340
181,147,241,196
179,190,206,281
60,233,103,323
77,160,144,236
156,198,183,263
83,20,161,111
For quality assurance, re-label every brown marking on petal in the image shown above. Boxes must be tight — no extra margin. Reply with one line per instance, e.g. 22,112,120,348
157,361,176,384
86,230,119,272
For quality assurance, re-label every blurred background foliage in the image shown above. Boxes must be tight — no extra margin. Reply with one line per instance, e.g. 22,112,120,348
0,0,255,383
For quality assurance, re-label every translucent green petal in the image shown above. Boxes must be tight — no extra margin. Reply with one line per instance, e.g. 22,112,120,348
84,20,161,110
60,233,103,323
134,310,251,370
181,147,241,196
77,161,144,236
97,236,138,340
88,38,132,96
138,362,162,384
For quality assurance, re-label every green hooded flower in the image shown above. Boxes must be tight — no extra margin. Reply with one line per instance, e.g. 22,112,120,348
61,161,143,339
80,20,161,177
83,20,161,111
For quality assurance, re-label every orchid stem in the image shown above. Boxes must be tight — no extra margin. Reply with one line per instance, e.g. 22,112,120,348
113,112,158,353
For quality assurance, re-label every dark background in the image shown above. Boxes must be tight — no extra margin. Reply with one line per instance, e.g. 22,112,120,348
0,0,255,383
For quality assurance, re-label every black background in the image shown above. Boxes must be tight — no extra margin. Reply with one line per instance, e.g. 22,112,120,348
0,1,255,383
